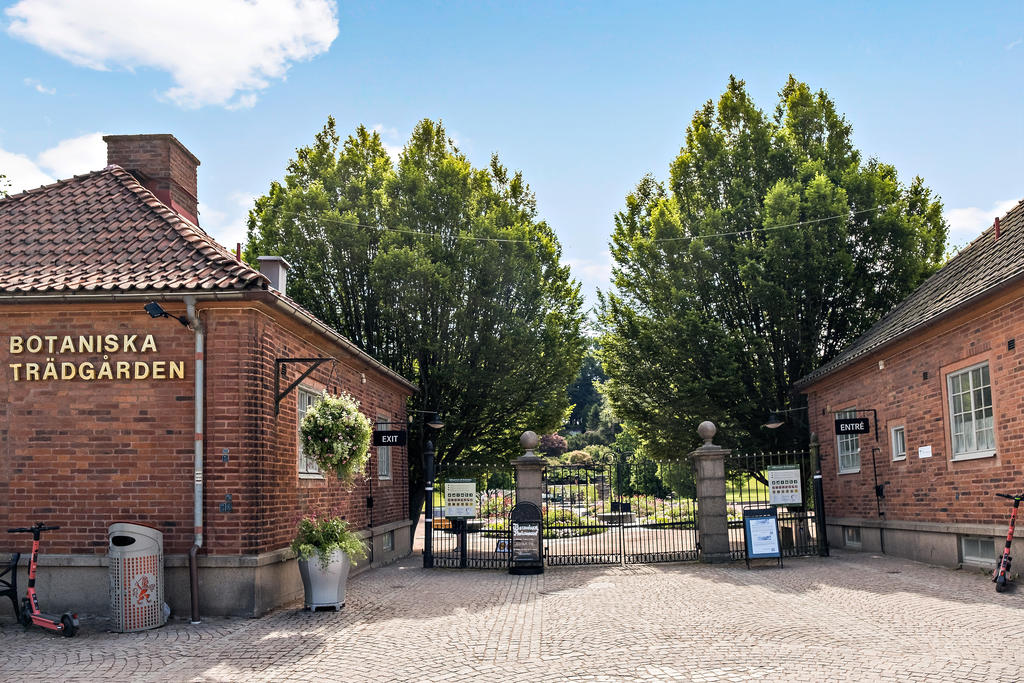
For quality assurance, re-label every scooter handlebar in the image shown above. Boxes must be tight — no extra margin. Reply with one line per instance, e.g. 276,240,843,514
7,523,60,533
996,493,1024,500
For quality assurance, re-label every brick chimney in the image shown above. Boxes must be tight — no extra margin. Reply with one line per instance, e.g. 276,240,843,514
103,134,200,225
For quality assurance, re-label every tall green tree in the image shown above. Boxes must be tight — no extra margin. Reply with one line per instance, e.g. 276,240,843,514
246,118,585,523
565,344,607,432
599,76,947,453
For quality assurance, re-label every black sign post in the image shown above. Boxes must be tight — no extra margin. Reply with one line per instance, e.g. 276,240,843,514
508,501,543,575
372,430,407,447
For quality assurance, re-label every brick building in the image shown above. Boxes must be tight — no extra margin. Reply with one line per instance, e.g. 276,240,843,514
797,201,1024,568
0,134,415,618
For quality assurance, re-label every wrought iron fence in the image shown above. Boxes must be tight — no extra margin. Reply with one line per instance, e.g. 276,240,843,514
543,455,699,566
725,450,826,560
427,463,515,569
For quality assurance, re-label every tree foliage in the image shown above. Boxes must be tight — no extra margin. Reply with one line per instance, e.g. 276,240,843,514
599,76,947,453
245,117,585,520
566,345,606,431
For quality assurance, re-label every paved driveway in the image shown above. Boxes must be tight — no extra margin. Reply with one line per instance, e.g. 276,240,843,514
1,550,1022,681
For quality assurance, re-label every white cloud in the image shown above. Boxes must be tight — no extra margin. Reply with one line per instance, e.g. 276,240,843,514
1007,38,1022,51
200,192,259,251
36,132,106,179
0,148,53,193
23,77,55,94
567,252,614,284
5,0,338,109
946,198,1020,247
0,132,106,194
372,124,402,162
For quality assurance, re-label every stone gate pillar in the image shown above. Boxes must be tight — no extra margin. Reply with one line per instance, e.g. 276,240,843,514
690,421,731,563
512,431,545,508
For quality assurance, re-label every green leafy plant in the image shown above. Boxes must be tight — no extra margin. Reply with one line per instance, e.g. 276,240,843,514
542,508,603,538
299,391,372,483
291,511,368,569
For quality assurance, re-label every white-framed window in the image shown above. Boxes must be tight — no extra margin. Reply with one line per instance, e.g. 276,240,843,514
837,408,860,474
376,416,391,479
297,387,322,476
891,425,906,461
843,526,861,548
961,536,996,567
947,362,995,460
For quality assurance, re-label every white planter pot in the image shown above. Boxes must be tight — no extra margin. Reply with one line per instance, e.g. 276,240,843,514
298,549,351,611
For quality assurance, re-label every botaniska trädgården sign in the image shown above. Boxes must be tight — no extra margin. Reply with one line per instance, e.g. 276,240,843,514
6,334,185,382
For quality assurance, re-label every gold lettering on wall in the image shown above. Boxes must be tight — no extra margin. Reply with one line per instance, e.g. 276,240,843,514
5,332,187,382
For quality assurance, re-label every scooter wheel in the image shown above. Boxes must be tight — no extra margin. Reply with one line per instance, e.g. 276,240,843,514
61,614,77,638
19,599,32,628
996,574,1008,593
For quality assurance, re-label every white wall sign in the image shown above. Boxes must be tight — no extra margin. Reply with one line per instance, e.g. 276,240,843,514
444,479,477,518
918,445,933,459
767,466,802,506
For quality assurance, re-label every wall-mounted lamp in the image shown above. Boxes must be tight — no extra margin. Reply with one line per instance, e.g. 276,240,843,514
144,301,190,327
408,410,445,430
763,406,808,429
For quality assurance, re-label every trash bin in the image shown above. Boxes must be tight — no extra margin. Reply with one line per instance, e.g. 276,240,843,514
108,523,166,632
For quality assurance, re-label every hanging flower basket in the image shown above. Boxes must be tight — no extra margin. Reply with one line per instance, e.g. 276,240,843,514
299,391,373,483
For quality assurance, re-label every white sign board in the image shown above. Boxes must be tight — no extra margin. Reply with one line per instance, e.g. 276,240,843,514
444,479,477,518
767,466,802,506
747,516,781,556
918,445,932,459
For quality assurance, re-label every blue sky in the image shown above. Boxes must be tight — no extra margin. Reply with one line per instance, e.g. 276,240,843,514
2,1,1022,314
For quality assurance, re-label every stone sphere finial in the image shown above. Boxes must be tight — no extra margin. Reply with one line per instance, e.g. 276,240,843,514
520,431,539,450
697,421,717,445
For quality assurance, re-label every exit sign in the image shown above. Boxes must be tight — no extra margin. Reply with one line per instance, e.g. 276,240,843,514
373,430,407,447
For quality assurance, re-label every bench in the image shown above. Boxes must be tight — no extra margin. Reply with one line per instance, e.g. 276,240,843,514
0,553,20,621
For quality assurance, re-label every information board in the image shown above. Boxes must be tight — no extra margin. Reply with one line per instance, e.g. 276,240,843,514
767,465,802,506
743,507,783,568
509,501,543,575
443,479,477,518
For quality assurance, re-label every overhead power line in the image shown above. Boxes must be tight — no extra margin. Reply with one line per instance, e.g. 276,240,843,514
650,205,890,242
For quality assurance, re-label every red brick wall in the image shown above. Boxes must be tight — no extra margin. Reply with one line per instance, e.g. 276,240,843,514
805,289,1024,526
0,300,409,557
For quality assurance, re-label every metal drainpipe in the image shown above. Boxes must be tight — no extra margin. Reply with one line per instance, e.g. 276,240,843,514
184,296,204,624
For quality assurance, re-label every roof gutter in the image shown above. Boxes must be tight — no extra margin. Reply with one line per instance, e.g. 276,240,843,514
795,269,1024,390
254,291,418,393
0,289,416,393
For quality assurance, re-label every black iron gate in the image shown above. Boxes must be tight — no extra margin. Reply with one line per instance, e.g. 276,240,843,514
542,455,699,566
725,450,827,559
427,462,515,569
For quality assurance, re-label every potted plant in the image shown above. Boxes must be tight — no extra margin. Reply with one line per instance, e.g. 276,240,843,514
299,391,373,483
291,511,368,611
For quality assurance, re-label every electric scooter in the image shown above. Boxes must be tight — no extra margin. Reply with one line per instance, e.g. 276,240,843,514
993,492,1024,593
7,523,79,636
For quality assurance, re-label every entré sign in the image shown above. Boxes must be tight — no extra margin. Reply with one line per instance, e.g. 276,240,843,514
6,333,184,382
834,417,870,434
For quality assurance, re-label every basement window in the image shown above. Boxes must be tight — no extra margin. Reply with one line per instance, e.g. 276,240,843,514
383,530,394,553
843,527,861,548
961,536,996,568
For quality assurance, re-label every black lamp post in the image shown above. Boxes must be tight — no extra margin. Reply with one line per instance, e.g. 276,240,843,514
413,410,443,569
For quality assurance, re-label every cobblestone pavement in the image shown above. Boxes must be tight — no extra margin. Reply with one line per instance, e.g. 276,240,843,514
2,550,1023,682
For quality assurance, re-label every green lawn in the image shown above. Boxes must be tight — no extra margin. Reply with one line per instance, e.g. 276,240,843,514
726,475,769,503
